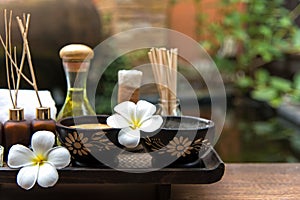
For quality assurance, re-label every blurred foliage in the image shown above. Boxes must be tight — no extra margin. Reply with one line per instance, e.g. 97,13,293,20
197,0,300,71
237,69,300,107
191,0,300,106
95,55,131,114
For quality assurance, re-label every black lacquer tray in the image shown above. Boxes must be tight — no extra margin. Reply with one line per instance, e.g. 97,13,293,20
0,147,224,200
0,147,224,184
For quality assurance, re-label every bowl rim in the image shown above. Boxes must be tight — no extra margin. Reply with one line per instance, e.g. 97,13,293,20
56,115,214,131
56,115,120,131
160,115,214,131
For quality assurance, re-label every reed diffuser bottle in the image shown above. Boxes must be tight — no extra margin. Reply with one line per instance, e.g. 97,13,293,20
31,107,56,133
3,108,31,155
56,44,96,120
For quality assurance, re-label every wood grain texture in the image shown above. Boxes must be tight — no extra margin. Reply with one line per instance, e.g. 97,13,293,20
172,163,300,200
1,163,300,199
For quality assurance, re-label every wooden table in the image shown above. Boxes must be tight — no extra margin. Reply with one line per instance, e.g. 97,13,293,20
0,162,300,199
172,163,300,200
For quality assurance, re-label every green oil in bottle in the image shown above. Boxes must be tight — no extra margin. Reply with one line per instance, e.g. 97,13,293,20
56,44,96,120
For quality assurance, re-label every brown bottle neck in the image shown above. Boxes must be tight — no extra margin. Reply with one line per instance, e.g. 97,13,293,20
9,108,25,121
36,107,51,120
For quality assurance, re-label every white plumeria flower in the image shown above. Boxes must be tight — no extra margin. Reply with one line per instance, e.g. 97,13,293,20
107,100,163,148
7,131,71,190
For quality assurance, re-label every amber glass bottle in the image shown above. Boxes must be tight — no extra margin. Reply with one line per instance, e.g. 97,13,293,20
3,108,31,156
31,107,56,133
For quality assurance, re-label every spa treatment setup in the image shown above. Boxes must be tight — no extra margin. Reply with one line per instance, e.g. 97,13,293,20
2,0,300,199
0,9,224,200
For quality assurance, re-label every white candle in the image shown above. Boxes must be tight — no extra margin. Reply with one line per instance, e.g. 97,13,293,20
118,70,143,103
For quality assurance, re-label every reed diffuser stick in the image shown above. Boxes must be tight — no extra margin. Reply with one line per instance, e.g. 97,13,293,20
0,36,33,85
149,48,164,99
0,10,38,109
8,10,16,93
4,9,15,107
15,15,31,106
171,48,178,99
13,47,17,66
148,47,178,115
14,40,27,105
156,48,168,104
16,14,43,107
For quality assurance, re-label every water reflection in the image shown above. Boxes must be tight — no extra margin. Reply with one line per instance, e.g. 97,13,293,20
211,97,300,162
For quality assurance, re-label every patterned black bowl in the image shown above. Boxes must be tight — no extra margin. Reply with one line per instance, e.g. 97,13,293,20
57,115,214,168
141,116,214,168
56,115,121,167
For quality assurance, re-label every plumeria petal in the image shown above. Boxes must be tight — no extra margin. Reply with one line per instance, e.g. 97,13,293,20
107,114,130,128
17,165,39,190
118,127,140,148
7,131,71,190
110,100,162,148
140,115,163,132
114,101,136,122
32,131,55,156
7,145,35,168
136,100,157,123
37,162,58,188
47,146,71,169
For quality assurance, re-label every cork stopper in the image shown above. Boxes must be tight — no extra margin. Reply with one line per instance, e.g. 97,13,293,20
9,108,25,121
36,107,51,120
59,44,94,61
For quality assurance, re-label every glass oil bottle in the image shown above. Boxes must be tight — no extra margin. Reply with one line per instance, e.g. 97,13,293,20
56,44,96,120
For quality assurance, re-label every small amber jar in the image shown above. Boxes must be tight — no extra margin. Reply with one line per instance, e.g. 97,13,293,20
31,107,56,133
3,108,31,156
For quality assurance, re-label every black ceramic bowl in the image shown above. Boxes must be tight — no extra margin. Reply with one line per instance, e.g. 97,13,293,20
141,116,214,168
56,115,121,167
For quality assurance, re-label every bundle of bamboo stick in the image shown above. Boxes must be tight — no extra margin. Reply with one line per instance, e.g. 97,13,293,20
148,47,178,115
0,10,42,108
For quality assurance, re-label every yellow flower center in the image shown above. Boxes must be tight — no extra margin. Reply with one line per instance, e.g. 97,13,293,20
131,119,142,129
32,154,46,165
